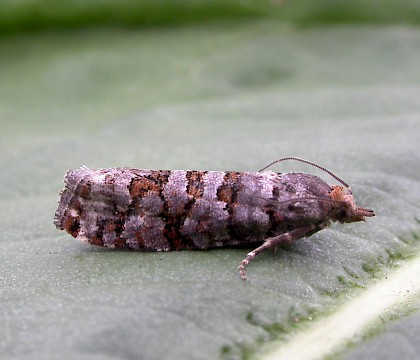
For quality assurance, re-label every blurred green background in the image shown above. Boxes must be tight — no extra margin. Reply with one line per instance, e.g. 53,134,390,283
1,1,420,360
1,0,420,33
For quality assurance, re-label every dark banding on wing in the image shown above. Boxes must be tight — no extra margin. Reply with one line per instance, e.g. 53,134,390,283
159,171,199,250
216,171,246,241
217,171,242,213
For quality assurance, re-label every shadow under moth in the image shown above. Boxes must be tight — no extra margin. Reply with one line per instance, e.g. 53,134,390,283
54,157,375,280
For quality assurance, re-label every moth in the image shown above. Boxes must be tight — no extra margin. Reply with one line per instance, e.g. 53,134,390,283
54,157,374,280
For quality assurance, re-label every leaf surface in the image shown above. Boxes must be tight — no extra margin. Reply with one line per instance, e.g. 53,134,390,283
0,22,419,360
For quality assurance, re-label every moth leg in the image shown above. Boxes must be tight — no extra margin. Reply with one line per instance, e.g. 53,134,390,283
238,225,316,280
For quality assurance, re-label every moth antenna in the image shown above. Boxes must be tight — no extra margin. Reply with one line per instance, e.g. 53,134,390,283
259,157,350,188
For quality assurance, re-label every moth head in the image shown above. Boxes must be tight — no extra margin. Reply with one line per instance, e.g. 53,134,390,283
329,185,375,223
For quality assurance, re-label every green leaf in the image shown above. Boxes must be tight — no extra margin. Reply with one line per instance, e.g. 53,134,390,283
1,0,420,33
1,21,419,359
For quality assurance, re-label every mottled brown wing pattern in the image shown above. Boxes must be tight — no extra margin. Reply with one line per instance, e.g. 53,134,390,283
55,164,374,280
